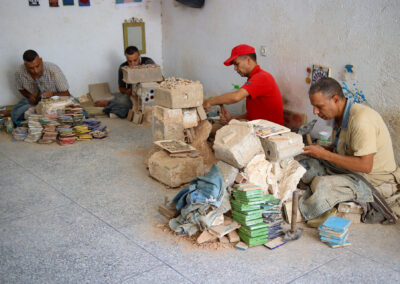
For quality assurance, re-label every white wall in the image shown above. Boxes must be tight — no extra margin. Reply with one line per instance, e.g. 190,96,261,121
0,0,162,105
161,0,400,163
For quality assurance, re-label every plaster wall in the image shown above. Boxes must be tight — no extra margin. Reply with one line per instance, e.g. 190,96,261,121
161,0,400,163
0,0,162,105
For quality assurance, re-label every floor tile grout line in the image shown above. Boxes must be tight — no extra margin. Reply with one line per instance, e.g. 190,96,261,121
1,151,195,284
0,203,72,226
347,247,400,273
122,263,174,283
121,264,165,282
285,255,340,284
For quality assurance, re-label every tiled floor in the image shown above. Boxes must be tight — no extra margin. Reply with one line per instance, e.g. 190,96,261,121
1,118,399,283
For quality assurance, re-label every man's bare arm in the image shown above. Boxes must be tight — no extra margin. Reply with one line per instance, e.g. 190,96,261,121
231,113,247,120
203,88,249,110
119,86,132,96
303,144,374,173
42,90,70,98
19,89,39,104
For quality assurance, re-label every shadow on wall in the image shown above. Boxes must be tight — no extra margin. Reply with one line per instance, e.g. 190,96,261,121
6,63,21,104
108,50,125,92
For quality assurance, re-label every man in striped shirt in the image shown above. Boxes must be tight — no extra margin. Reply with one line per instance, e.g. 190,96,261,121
11,49,71,125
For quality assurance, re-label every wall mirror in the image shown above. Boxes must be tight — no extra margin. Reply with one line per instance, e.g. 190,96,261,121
123,22,146,54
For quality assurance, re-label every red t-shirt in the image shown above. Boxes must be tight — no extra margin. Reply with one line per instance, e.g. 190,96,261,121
241,65,284,125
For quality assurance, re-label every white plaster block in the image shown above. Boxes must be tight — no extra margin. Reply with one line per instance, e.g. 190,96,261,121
244,154,271,196
278,160,306,202
213,120,263,168
261,132,304,162
216,160,239,190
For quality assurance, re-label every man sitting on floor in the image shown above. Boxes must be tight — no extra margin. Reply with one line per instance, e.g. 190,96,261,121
11,49,74,126
95,46,156,118
299,77,399,223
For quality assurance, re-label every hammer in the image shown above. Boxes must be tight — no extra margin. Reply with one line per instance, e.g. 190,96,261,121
283,191,303,242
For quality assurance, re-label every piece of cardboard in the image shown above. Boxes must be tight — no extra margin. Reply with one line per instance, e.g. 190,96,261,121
209,221,241,238
264,237,286,250
88,82,113,102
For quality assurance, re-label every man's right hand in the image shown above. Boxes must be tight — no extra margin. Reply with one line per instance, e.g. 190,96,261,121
28,92,39,105
220,105,232,125
203,99,212,113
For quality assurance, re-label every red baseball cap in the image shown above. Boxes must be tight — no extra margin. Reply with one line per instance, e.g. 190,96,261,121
223,44,256,66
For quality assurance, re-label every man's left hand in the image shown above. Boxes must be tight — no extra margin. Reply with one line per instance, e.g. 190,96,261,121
303,144,330,159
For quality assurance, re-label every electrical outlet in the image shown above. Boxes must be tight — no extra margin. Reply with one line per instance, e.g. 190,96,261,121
260,45,267,56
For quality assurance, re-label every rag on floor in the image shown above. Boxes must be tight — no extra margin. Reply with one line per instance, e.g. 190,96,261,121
168,163,231,236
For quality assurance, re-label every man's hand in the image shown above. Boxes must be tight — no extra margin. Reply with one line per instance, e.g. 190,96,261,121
28,91,40,105
203,99,212,113
303,144,330,159
220,105,232,125
41,91,53,98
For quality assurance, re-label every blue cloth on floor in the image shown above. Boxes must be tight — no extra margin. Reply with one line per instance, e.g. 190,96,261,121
170,163,224,211
168,164,230,236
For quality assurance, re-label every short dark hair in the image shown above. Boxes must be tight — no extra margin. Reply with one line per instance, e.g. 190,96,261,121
309,77,345,99
23,50,39,62
239,53,257,63
125,46,139,55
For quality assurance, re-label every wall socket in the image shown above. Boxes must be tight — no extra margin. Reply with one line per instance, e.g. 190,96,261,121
260,45,267,56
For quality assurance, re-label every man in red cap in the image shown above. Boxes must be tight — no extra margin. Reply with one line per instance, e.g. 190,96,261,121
203,44,284,125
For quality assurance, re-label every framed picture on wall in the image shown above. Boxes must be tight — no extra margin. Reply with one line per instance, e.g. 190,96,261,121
311,64,331,85
29,0,40,6
123,22,146,54
116,0,145,6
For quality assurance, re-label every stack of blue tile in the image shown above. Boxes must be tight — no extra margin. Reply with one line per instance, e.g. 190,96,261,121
318,216,352,248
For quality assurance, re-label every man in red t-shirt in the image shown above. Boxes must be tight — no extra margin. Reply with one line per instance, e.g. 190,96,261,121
203,44,284,125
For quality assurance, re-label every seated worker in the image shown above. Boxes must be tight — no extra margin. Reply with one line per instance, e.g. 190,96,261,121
11,49,73,125
202,44,284,125
300,77,400,223
96,46,155,118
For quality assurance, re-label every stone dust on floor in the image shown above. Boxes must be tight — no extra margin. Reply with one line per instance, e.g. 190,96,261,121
0,117,399,283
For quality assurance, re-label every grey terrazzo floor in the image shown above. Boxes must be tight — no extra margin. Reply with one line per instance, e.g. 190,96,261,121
1,117,399,283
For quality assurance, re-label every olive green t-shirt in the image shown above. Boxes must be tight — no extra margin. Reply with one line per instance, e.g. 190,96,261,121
336,104,397,184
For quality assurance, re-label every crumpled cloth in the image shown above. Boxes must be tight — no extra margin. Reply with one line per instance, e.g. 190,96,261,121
297,156,373,221
168,163,231,236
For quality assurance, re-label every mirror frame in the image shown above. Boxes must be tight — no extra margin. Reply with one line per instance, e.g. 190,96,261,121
123,22,146,54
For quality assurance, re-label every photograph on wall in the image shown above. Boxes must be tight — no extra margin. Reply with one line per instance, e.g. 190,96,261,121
116,0,146,7
79,0,90,6
29,0,40,6
63,0,74,5
49,0,59,7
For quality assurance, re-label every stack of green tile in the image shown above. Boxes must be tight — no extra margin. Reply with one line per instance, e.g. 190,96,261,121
231,183,272,247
